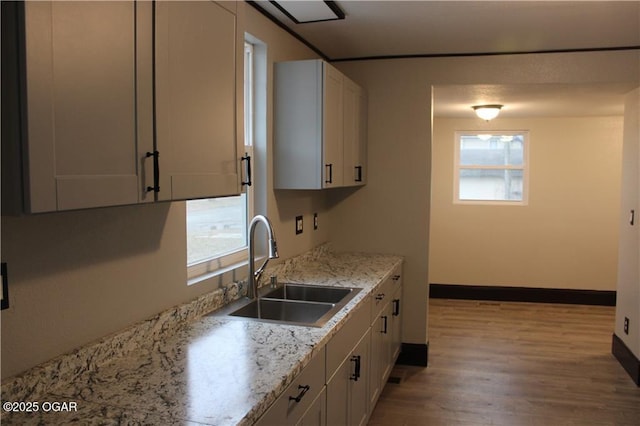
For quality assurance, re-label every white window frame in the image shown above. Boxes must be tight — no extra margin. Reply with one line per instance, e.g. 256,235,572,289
454,131,529,206
186,42,256,283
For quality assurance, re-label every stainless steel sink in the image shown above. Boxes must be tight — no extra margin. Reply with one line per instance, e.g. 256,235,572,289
214,283,362,327
229,299,334,326
262,283,354,303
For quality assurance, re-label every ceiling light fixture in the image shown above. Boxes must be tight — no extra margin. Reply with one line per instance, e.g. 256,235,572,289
472,104,503,121
272,0,345,24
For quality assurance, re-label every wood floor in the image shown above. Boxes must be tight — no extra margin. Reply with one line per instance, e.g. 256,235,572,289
368,299,640,426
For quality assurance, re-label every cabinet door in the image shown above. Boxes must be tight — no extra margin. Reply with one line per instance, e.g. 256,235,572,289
155,0,242,201
357,87,368,185
327,330,370,426
368,321,382,409
322,62,344,188
343,77,367,187
369,302,393,409
379,302,393,388
350,329,370,426
256,351,326,426
390,284,403,363
296,388,326,426
21,1,152,212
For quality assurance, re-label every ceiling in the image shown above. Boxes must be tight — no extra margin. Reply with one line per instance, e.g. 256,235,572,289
432,83,638,118
250,1,640,118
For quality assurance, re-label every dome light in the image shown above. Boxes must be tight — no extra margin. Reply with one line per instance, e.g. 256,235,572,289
472,104,503,121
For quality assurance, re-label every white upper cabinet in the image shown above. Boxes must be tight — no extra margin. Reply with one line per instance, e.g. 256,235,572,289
343,77,368,186
274,59,366,190
323,63,345,188
154,0,244,201
2,1,243,213
12,1,153,213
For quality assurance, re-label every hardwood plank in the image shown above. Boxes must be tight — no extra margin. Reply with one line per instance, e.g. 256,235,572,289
369,299,640,425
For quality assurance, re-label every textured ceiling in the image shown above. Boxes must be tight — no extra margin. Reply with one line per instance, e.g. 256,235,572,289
433,83,638,118
252,1,640,61
251,1,640,118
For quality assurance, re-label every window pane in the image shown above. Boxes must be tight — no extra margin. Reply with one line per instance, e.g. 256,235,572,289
460,134,524,166
459,169,523,201
186,196,248,265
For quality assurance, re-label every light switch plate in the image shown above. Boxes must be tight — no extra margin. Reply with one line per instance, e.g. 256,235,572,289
296,215,303,234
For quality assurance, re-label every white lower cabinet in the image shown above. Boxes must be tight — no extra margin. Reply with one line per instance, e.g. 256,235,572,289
390,284,403,363
256,264,403,426
368,266,403,410
327,329,371,426
297,388,326,426
255,351,326,426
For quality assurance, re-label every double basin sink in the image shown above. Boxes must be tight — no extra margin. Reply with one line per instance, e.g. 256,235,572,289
218,283,362,327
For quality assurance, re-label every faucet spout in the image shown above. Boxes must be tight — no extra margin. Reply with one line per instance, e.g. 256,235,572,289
247,215,279,299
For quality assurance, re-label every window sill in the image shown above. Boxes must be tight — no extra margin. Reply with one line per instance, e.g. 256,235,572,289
187,254,268,288
187,258,249,286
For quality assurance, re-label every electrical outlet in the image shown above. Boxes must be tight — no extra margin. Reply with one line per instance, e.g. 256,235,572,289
624,317,629,335
295,215,303,234
313,213,318,230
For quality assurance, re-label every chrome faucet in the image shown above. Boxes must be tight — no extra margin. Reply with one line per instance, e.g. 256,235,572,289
247,215,279,299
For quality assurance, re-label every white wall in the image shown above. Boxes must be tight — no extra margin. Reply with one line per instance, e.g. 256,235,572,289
332,51,639,347
615,88,640,358
430,116,623,290
0,3,328,379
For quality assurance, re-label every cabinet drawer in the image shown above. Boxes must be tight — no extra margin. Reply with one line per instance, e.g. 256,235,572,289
326,297,371,380
256,350,326,426
370,265,402,323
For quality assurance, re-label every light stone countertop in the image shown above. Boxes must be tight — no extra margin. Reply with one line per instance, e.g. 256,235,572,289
1,248,402,425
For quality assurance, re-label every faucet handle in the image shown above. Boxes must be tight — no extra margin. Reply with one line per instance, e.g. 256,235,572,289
270,275,278,288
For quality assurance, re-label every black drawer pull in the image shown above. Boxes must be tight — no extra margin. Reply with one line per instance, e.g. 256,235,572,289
325,163,333,184
393,299,400,316
289,385,310,403
355,165,363,182
392,274,401,281
241,153,252,186
375,293,385,301
145,150,160,193
350,355,361,381
381,315,388,334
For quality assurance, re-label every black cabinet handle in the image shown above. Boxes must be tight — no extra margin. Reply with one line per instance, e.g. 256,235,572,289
392,274,401,281
381,315,388,334
145,150,160,193
325,163,333,184
241,153,252,187
375,293,385,301
350,355,361,381
355,165,362,182
630,209,635,226
289,385,310,403
392,299,400,316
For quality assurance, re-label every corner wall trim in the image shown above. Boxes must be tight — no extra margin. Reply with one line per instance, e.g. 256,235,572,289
396,343,428,367
430,284,616,306
612,333,640,386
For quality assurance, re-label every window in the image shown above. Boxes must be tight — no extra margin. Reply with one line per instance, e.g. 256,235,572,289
454,131,528,204
186,42,255,281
